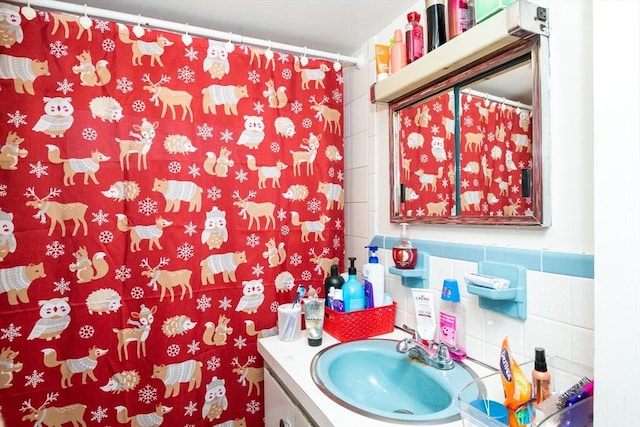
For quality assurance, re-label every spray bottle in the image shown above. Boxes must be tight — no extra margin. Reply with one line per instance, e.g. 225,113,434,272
363,245,385,308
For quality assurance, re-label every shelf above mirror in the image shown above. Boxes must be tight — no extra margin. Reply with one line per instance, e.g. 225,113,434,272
370,0,549,105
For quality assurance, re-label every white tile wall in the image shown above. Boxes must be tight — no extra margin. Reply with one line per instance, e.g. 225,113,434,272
383,252,594,370
343,61,594,374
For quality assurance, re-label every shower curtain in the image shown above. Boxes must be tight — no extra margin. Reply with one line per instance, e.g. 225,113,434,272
0,3,344,426
398,91,532,217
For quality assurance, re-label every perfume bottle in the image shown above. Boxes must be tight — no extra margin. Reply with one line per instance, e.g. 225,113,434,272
392,223,417,269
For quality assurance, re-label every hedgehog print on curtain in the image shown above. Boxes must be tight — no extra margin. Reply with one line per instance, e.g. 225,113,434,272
0,2,344,426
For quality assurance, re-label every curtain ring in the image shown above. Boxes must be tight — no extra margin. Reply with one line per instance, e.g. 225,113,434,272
133,14,145,37
182,23,193,46
264,39,274,60
22,0,36,20
300,46,309,66
78,4,92,29
225,32,235,52
333,53,342,72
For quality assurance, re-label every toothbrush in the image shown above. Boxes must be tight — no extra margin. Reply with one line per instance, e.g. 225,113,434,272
282,285,305,340
291,284,305,308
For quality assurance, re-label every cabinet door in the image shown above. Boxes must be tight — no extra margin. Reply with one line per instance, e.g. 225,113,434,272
264,367,314,427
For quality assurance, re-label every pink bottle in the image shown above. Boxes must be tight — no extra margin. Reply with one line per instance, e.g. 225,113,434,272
390,29,407,74
405,11,424,64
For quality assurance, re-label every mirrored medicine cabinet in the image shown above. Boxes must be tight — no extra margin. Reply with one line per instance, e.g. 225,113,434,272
376,0,551,226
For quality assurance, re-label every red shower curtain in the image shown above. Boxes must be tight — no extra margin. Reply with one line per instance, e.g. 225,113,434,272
0,3,344,426
398,91,532,218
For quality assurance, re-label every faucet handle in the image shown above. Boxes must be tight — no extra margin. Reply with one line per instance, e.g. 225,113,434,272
401,324,422,342
434,343,452,363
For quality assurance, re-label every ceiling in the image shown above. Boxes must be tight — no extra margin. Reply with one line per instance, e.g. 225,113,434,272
57,0,417,57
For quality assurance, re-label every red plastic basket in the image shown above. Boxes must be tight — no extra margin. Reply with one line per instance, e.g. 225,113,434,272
324,302,396,342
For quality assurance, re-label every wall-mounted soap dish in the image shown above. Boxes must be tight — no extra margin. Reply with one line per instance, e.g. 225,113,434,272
388,251,430,288
466,260,527,320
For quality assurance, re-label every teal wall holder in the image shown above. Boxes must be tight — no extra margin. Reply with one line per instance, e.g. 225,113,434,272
467,260,527,320
388,251,430,288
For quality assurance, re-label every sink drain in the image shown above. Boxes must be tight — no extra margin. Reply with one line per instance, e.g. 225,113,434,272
394,409,415,415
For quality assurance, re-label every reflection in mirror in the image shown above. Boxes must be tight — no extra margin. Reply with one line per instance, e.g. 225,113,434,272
391,36,549,226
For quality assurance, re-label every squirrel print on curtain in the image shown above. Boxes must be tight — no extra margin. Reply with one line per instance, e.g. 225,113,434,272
398,90,533,217
0,3,344,426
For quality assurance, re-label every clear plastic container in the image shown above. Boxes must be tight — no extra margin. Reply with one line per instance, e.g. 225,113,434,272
458,356,593,427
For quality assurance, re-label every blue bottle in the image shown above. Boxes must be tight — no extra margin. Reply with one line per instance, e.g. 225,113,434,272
343,257,365,312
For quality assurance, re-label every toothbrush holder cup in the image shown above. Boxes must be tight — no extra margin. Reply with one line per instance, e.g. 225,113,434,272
278,303,302,341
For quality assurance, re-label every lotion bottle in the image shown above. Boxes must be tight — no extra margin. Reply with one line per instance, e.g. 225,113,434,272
362,245,385,308
439,279,466,360
343,257,365,312
389,29,407,74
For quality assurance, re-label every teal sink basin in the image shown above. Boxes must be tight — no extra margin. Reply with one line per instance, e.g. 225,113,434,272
311,339,479,424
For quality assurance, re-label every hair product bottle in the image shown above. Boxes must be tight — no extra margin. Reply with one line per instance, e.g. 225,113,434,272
425,0,447,52
447,0,473,39
532,347,551,405
389,29,407,74
343,257,365,312
324,264,344,308
405,11,424,64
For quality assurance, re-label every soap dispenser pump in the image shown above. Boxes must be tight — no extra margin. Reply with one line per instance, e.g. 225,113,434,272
392,222,418,269
363,245,385,308
343,257,365,312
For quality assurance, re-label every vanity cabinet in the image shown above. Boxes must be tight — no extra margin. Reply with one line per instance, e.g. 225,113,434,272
265,366,315,427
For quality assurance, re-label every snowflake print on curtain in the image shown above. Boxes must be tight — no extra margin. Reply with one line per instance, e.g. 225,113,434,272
0,2,344,426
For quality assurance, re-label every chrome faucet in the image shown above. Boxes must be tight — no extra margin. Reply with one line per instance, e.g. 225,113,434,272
396,325,454,370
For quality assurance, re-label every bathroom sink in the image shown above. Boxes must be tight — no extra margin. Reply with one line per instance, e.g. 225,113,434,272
310,339,479,424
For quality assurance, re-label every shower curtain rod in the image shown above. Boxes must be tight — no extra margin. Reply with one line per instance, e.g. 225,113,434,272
11,0,365,68
461,88,532,111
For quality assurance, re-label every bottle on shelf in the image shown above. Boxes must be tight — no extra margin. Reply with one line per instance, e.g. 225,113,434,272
343,257,365,312
425,0,447,52
448,0,474,39
405,11,424,64
392,222,418,269
389,29,407,74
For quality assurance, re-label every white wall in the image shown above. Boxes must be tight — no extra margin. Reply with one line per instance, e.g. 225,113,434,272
342,0,637,424
593,1,639,425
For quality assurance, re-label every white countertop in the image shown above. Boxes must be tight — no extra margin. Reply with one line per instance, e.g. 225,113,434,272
258,327,496,427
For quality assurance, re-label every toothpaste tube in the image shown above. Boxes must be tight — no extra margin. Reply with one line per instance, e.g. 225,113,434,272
464,272,510,290
500,337,535,426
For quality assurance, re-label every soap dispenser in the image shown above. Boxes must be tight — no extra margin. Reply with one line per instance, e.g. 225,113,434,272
392,222,418,269
343,257,365,312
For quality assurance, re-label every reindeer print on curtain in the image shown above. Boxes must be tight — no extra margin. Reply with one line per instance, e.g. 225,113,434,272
398,91,532,217
0,2,344,426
